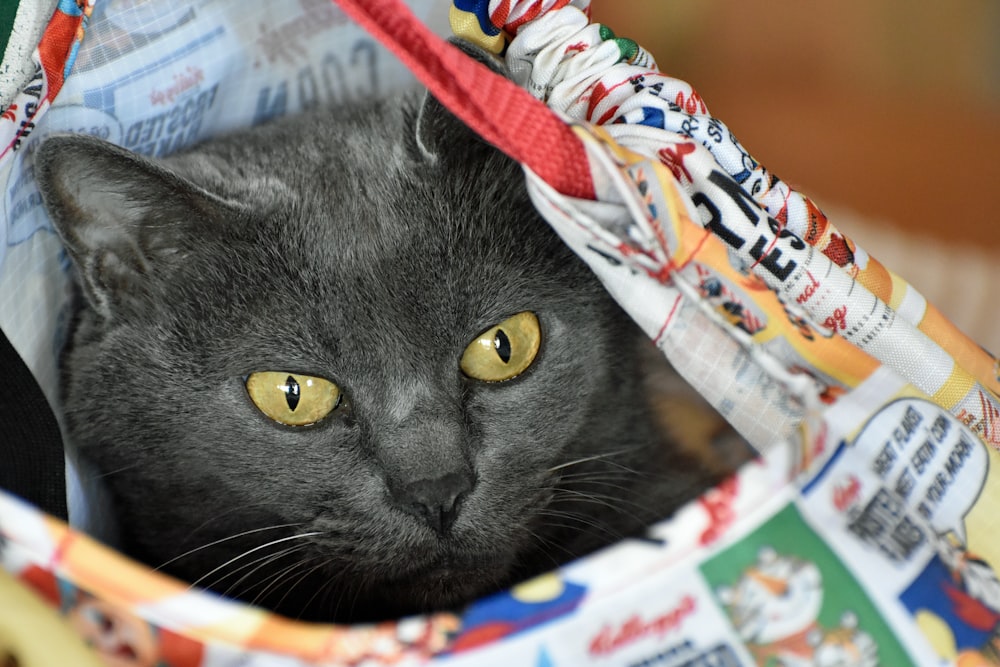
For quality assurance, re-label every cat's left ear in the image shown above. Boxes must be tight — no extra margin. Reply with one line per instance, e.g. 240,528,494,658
413,39,509,162
35,134,235,319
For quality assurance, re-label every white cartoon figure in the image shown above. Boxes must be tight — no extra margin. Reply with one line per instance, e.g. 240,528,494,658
718,550,881,666
808,612,879,667
717,547,824,646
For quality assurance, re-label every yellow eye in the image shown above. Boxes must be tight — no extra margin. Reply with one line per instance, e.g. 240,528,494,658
460,311,541,382
245,372,341,426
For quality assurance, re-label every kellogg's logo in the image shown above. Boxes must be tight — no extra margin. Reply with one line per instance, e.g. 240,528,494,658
833,475,861,512
588,595,696,656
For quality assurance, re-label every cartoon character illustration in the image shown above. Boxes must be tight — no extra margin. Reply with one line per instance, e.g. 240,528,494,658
782,305,817,342
67,592,159,667
717,547,824,649
821,233,856,269
63,587,202,667
717,548,879,666
696,268,765,335
938,535,1000,618
903,534,1000,663
787,365,847,406
328,614,460,666
807,613,878,667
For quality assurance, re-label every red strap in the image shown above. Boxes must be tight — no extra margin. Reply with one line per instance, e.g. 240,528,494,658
38,8,86,102
331,0,595,200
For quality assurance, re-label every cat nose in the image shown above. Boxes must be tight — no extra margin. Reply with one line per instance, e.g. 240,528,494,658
391,472,473,535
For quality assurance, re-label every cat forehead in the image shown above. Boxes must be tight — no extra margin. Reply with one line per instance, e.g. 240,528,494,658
171,205,555,344
149,100,593,336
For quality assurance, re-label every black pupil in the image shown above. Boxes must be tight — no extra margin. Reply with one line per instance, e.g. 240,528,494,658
283,375,301,411
494,329,512,364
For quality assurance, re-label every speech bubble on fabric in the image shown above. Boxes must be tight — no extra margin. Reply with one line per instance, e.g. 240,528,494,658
855,398,988,544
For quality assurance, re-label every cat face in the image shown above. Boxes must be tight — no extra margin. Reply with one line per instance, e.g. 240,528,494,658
36,93,707,621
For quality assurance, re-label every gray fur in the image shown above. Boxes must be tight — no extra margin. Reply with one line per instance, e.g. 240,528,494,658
35,92,719,622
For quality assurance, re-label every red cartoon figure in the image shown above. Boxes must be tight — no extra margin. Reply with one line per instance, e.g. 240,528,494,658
65,589,202,667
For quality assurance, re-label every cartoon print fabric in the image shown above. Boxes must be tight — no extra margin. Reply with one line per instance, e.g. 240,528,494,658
2,0,1000,665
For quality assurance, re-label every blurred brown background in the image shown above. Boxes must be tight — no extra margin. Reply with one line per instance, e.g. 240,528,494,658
590,1,1000,350
591,1,1000,249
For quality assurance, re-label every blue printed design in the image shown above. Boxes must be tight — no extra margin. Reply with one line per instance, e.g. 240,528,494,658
58,0,83,17
536,646,556,667
634,107,665,129
900,555,998,652
450,578,587,653
453,0,502,36
59,0,92,78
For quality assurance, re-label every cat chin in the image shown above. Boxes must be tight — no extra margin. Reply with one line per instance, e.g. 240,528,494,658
232,534,520,622
376,565,508,617
264,563,509,624
368,548,515,608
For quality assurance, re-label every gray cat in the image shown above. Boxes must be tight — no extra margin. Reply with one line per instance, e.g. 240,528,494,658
35,85,729,622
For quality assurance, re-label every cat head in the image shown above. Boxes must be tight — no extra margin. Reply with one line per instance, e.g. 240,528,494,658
36,80,697,621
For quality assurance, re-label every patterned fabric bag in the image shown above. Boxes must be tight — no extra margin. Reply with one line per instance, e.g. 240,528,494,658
1,1,999,665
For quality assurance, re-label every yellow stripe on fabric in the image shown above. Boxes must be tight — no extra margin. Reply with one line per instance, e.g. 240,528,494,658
931,362,978,410
887,268,908,311
883,266,999,399
919,302,1000,396
449,5,506,54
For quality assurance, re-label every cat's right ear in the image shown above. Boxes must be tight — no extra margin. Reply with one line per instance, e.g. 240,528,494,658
413,39,508,163
35,135,233,320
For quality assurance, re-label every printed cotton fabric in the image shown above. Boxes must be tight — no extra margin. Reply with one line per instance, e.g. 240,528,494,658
1,1,999,665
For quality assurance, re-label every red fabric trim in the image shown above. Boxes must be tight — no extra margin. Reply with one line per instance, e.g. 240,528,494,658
331,0,596,200
37,10,83,101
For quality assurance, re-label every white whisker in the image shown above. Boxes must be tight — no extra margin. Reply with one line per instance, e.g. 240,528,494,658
249,553,323,608
535,508,626,540
520,525,573,565
277,557,337,616
552,488,649,522
154,522,305,570
187,532,322,590
546,448,639,473
219,544,309,597
87,462,142,480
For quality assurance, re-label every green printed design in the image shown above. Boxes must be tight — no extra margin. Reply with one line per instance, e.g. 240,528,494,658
596,24,639,64
613,37,639,64
700,504,914,667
